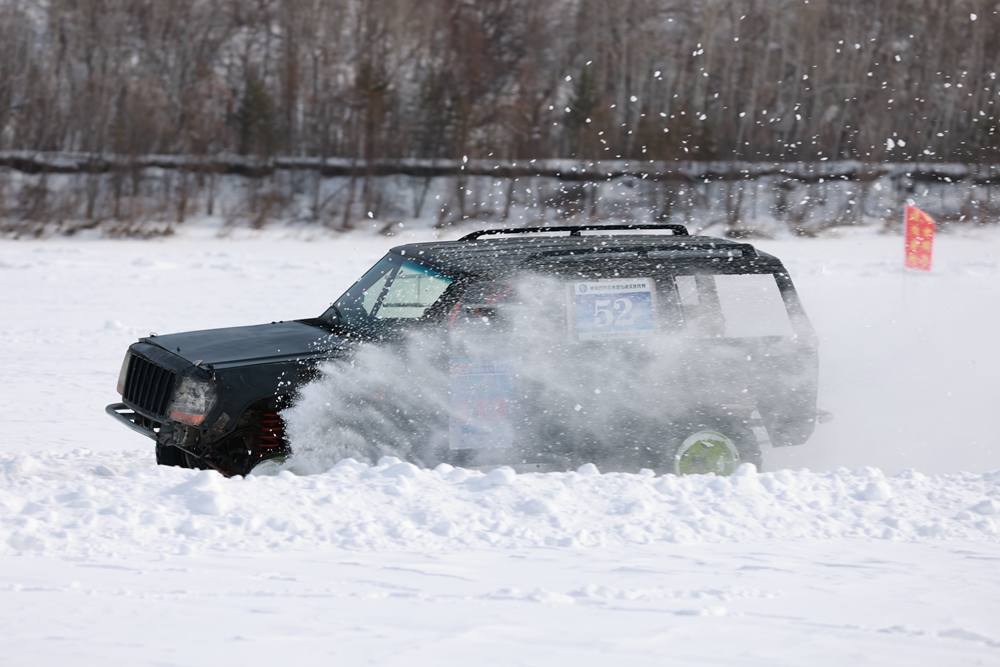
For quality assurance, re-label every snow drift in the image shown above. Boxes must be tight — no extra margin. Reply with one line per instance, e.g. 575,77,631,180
2,449,998,559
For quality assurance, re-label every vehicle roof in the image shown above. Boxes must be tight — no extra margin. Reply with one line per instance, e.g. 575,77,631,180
390,228,782,275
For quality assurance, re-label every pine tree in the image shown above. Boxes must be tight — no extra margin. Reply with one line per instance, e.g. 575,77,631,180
237,75,277,159
565,67,598,130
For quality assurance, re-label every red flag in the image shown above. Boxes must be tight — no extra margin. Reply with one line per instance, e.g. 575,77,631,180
904,205,936,271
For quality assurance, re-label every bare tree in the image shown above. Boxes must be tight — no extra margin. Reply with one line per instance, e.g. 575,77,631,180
0,0,997,164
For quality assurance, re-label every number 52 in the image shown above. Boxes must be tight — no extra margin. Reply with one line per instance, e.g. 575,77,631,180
594,297,635,327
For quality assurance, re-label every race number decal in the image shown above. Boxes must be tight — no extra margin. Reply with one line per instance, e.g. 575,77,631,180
449,358,514,450
570,278,656,341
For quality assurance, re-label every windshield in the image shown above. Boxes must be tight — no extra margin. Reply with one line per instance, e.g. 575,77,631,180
322,253,454,331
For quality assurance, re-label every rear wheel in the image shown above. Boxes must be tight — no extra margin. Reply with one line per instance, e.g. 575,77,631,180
674,429,741,475
669,415,761,476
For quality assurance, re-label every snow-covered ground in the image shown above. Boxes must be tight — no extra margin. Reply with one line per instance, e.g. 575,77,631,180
1,222,999,665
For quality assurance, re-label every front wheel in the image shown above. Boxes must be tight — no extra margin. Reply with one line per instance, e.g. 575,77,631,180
155,441,186,467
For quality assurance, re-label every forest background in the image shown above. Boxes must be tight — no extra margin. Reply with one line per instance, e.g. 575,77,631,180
1,0,998,234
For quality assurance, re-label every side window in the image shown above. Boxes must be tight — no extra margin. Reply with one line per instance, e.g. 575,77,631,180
676,274,793,338
675,275,700,307
374,261,453,319
450,281,516,329
675,275,725,337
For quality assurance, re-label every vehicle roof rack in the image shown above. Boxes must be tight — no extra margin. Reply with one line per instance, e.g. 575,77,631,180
459,223,689,242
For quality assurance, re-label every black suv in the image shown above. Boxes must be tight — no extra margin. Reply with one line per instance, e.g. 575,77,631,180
107,224,819,477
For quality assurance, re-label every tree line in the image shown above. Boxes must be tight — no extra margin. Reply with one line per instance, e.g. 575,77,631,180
1,0,998,166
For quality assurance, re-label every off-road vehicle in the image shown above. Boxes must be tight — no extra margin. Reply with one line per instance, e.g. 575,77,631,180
107,224,820,476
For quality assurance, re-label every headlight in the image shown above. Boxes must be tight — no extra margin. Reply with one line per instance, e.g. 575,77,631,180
168,377,217,425
116,352,132,395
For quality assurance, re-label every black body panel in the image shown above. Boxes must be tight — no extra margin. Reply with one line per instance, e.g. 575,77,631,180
148,321,342,367
108,224,821,476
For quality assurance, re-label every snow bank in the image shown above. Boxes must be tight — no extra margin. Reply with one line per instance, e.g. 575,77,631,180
2,450,998,558
5,155,999,236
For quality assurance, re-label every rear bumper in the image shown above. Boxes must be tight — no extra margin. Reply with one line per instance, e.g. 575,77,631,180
105,402,160,440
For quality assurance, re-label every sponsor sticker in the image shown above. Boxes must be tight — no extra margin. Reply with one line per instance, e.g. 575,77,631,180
448,358,514,450
570,278,656,341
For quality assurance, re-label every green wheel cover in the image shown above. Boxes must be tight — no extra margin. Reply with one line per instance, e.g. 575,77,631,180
674,430,740,476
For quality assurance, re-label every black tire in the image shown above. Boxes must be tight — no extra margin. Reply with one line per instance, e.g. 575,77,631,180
183,451,211,471
155,442,186,467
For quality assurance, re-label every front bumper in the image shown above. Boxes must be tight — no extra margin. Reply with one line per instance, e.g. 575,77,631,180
106,402,160,440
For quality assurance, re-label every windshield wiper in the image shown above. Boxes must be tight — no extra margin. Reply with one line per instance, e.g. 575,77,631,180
328,303,344,322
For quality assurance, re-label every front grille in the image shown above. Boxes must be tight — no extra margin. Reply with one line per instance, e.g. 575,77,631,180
123,354,177,417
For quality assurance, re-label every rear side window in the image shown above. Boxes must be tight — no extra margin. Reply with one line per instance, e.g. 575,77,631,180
675,274,793,338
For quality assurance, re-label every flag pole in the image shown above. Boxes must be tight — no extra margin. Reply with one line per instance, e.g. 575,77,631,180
901,204,909,306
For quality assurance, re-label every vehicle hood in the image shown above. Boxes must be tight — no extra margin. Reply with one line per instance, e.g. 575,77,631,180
145,321,343,367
